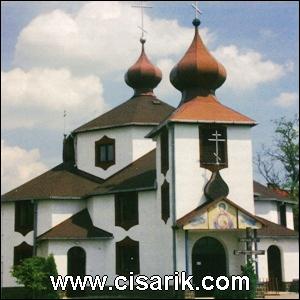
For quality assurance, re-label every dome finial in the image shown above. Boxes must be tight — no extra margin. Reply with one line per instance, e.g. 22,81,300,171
191,1,202,27
169,1,226,102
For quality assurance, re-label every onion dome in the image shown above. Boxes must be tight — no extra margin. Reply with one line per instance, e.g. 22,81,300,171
170,18,226,101
125,38,162,96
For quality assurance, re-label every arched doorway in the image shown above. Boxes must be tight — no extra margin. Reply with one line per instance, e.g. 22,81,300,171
268,245,283,291
67,246,86,296
192,237,227,296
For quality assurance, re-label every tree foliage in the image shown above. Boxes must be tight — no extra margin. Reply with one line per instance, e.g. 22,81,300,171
255,115,299,199
11,254,59,299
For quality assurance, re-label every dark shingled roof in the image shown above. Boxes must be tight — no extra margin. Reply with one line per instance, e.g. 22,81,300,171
89,149,156,195
73,95,175,133
1,163,103,202
253,181,293,203
257,216,298,238
38,209,113,240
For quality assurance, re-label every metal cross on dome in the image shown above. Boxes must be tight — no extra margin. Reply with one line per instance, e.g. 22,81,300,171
208,130,226,165
191,1,203,20
132,1,152,41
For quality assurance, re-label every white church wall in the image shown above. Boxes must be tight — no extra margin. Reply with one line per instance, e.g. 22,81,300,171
131,126,156,160
257,238,299,283
255,201,279,224
87,190,173,282
222,127,254,213
286,205,294,230
1,202,34,287
173,124,254,219
75,126,155,180
37,199,86,236
47,239,113,281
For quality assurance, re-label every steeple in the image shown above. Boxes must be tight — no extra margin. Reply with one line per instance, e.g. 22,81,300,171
170,17,226,103
125,39,162,97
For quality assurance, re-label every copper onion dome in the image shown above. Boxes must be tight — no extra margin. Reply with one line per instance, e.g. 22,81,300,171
125,39,162,96
170,18,226,102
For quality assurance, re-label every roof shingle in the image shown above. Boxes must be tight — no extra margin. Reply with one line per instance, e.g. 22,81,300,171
73,95,174,133
38,209,113,240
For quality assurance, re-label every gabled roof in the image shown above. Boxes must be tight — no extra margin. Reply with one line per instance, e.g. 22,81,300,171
253,181,294,203
73,95,174,134
89,149,156,195
147,94,256,138
256,216,298,238
38,209,113,240
1,163,103,202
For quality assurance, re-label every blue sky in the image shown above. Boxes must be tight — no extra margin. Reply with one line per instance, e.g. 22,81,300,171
1,1,299,192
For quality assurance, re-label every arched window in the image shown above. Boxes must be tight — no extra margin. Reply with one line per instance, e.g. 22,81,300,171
116,237,139,276
268,245,283,291
67,247,86,277
14,242,33,266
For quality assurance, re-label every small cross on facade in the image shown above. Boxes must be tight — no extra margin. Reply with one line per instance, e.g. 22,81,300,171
132,1,152,41
208,130,225,165
63,109,67,137
191,1,202,20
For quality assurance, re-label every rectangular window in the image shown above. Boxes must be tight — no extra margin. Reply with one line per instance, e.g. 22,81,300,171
160,128,169,175
15,201,34,236
279,204,287,227
199,125,228,168
115,192,138,231
99,144,114,162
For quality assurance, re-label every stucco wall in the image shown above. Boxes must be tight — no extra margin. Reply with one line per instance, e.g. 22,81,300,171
173,124,254,219
75,126,155,179
255,201,279,224
87,190,173,283
257,238,299,283
1,202,33,287
37,199,86,236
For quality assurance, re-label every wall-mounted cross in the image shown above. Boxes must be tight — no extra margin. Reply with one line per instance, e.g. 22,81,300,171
208,130,225,165
132,1,152,41
191,1,202,20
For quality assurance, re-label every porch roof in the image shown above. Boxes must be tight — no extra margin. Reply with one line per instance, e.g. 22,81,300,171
38,209,113,240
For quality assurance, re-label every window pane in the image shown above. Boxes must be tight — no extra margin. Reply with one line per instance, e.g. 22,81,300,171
107,144,114,161
100,145,106,162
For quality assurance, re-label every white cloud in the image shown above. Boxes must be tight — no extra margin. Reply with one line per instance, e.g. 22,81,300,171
274,92,298,107
14,1,214,76
1,140,48,193
1,68,106,130
213,45,293,90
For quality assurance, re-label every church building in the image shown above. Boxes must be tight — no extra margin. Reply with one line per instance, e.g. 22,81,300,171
1,8,299,298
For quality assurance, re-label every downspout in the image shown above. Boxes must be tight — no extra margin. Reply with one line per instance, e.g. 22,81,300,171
32,200,38,256
171,124,177,273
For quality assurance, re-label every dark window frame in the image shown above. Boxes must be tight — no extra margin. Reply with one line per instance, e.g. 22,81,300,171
116,237,140,276
161,180,170,224
95,136,115,170
199,124,228,171
15,200,34,236
160,128,169,175
115,192,139,231
279,203,287,227
14,242,33,266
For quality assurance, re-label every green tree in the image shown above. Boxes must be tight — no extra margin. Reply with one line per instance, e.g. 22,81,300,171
11,254,59,299
255,115,299,229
